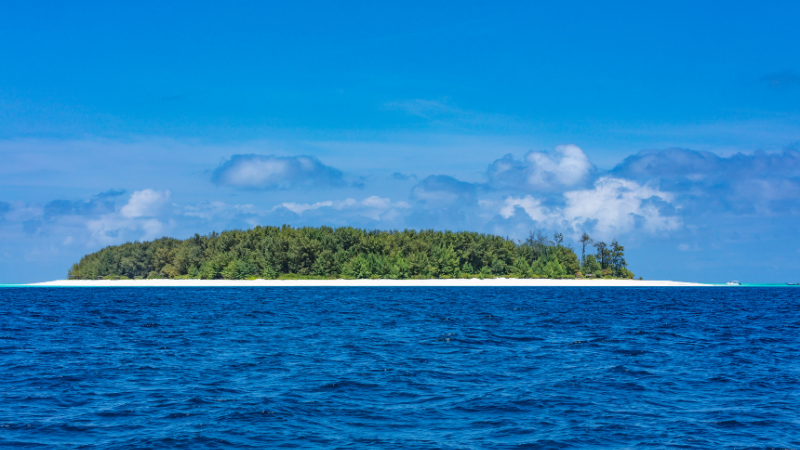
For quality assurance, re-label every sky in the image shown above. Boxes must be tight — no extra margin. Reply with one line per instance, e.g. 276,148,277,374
1,1,799,283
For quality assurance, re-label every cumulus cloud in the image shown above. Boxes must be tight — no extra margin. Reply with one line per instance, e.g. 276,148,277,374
120,189,171,218
0,190,174,256
500,196,550,223
211,154,345,190
86,215,167,244
562,177,681,237
77,189,174,245
499,177,680,239
613,148,800,183
408,148,682,238
612,148,800,213
487,144,594,191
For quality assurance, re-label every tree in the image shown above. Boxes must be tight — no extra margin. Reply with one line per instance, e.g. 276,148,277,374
261,265,278,279
594,241,608,269
610,239,625,277
554,246,581,275
511,257,533,278
222,260,245,280
390,256,410,279
433,244,459,277
584,254,601,274
311,249,336,276
579,232,593,266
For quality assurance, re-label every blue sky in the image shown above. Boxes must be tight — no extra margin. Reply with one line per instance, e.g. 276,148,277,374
1,1,799,283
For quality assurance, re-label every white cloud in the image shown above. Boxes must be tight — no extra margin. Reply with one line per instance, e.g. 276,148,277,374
86,214,167,245
500,196,550,222
526,144,593,188
222,158,290,186
211,154,345,190
499,177,681,239
120,189,170,218
362,196,393,209
563,177,680,237
488,144,594,191
86,189,171,245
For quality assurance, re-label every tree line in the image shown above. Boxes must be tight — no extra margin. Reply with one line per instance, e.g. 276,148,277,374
68,226,635,280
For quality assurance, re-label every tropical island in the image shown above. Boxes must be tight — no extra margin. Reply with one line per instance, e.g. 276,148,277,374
67,226,635,281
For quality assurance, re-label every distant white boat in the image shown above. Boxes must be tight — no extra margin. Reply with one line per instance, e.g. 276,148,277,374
726,280,741,286
788,282,799,286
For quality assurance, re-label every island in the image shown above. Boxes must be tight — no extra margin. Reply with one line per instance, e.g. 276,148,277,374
66,226,636,281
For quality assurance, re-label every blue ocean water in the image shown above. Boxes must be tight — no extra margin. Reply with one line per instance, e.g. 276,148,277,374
0,288,798,449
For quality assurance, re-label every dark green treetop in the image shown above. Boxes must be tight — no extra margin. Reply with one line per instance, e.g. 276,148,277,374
68,226,634,280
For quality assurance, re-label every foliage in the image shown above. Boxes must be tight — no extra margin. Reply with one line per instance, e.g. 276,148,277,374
588,238,634,278
67,226,634,280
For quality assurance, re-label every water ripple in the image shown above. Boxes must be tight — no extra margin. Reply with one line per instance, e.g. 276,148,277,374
0,287,798,449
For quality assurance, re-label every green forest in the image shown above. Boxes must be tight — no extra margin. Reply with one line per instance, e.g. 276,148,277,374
68,226,635,280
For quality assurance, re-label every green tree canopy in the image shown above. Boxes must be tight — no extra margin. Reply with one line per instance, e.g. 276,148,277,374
68,227,634,280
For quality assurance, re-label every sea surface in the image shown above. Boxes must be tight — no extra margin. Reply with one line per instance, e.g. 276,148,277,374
1,287,798,449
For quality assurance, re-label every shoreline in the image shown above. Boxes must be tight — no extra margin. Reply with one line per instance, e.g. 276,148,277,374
23,279,711,287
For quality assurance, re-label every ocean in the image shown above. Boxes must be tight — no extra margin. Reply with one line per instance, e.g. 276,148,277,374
1,287,798,449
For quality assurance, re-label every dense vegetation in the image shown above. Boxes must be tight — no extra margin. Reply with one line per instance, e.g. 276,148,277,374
68,226,635,280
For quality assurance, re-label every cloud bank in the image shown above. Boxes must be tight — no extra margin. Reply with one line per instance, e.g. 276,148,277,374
3,144,800,283
6,145,798,247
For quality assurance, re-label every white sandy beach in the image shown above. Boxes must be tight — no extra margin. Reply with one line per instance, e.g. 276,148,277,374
28,278,710,287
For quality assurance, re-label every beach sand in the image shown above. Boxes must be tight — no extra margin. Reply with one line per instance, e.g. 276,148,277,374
28,279,710,287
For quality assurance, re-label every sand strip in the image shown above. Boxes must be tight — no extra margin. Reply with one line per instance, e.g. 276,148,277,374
26,279,711,287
